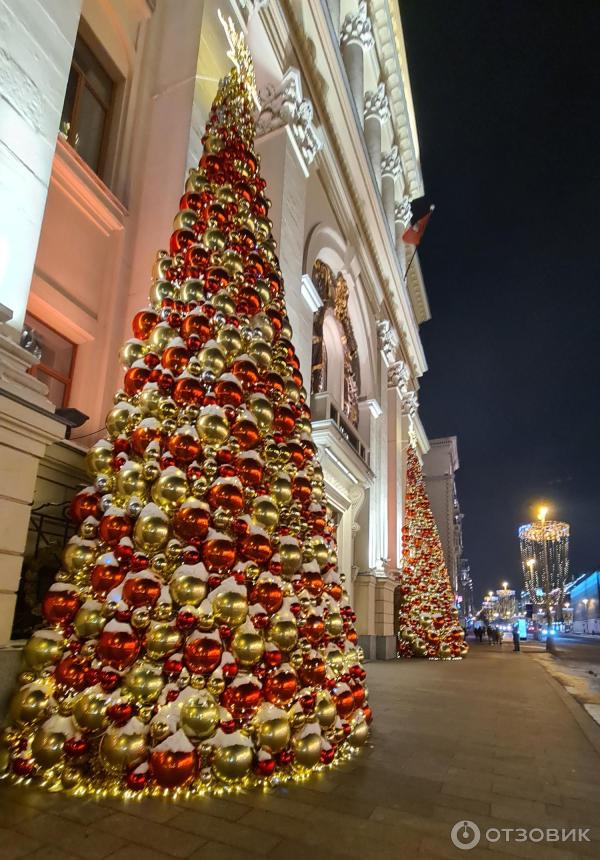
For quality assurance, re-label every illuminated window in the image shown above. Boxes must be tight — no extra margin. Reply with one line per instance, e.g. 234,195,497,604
60,35,114,175
25,313,76,409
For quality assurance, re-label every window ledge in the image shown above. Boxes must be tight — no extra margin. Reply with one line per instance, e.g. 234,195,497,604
52,136,129,236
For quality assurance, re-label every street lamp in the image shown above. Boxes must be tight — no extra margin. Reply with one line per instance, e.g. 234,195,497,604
582,598,589,631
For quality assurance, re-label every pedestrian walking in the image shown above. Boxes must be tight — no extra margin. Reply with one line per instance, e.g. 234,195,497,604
512,623,520,652
486,625,493,645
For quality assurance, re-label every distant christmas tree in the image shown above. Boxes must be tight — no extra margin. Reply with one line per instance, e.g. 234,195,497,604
2,27,370,797
397,445,467,659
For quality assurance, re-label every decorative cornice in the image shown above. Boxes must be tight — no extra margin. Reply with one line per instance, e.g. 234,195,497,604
381,145,402,180
367,0,424,199
377,319,399,367
340,1,374,51
256,67,323,172
401,390,419,417
364,83,390,123
387,359,409,393
394,196,412,229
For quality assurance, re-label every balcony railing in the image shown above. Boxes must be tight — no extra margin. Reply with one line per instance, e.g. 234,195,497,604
310,391,369,466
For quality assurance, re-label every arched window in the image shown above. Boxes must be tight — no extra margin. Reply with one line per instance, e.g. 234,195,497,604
322,312,344,408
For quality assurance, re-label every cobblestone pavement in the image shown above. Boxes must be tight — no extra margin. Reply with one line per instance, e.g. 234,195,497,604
1,644,600,860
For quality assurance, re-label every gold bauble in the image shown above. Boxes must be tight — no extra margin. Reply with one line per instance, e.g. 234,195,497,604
131,607,151,630
348,716,369,748
221,249,244,275
148,323,178,352
247,394,273,433
271,472,292,506
86,442,113,476
180,691,220,740
169,572,207,607
158,398,178,421
9,685,50,725
139,387,162,416
181,278,204,303
293,731,322,768
73,604,105,639
63,540,95,574
206,676,225,697
279,540,303,578
216,325,242,358
251,313,274,342
149,279,178,306
196,408,230,445
251,496,279,532
325,612,344,637
106,402,139,439
212,743,253,781
257,717,290,753
311,538,329,568
23,632,64,670
151,469,188,512
315,694,336,729
145,623,182,661
212,290,236,316
119,339,145,368
173,208,197,231
185,169,209,193
212,590,248,627
203,227,227,251
268,618,298,652
326,648,345,673
133,507,169,552
72,689,109,733
100,724,148,773
153,252,172,279
32,723,70,768
122,661,164,703
116,462,146,498
283,378,301,403
248,340,272,371
143,461,161,482
231,628,265,666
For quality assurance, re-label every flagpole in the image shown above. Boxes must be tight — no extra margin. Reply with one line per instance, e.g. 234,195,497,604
402,204,434,283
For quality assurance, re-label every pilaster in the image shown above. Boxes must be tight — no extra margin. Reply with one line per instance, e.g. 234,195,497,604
364,84,390,188
339,1,374,122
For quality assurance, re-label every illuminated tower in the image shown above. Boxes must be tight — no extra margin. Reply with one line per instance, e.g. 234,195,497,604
519,506,569,621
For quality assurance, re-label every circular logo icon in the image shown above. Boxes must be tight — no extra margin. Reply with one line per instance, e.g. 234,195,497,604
450,820,481,850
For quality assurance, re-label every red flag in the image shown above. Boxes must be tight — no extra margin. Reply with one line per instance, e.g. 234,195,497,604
402,207,434,245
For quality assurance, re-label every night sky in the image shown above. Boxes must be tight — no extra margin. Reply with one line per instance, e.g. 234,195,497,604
400,0,600,602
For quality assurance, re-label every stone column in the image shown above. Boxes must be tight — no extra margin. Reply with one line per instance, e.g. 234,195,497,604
255,68,322,389
381,146,402,233
385,356,409,574
364,84,390,189
0,0,83,339
394,196,412,276
340,1,374,123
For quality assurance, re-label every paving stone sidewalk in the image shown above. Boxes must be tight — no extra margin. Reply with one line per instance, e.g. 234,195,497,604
1,643,600,860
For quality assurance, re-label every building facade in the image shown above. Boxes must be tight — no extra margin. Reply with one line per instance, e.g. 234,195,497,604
422,436,463,599
0,0,437,690
567,572,600,635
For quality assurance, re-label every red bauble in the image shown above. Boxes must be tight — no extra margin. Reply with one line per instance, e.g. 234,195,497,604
124,365,150,396
131,422,161,456
214,376,244,407
292,475,312,504
250,580,283,614
231,418,259,450
42,588,80,625
324,581,343,602
239,532,272,564
151,748,197,788
54,655,89,690
264,669,297,706
351,684,366,709
235,454,263,486
162,346,189,375
207,481,244,514
172,376,204,406
300,570,324,598
99,514,132,546
254,757,275,776
285,441,305,469
222,679,262,718
299,655,326,687
96,627,140,670
202,535,236,572
273,406,296,436
173,504,209,542
132,310,158,339
91,558,125,596
168,432,201,464
122,575,161,608
181,312,211,342
299,615,325,646
205,266,229,293
333,686,355,719
69,489,101,524
170,229,195,256
231,358,259,388
184,634,222,674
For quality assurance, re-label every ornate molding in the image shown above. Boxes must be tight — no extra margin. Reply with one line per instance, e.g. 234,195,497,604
401,390,419,417
387,359,409,394
340,1,374,51
394,196,412,229
381,145,402,180
377,319,399,367
256,68,323,170
364,83,390,123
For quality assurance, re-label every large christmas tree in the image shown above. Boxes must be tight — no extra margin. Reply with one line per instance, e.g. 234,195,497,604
397,445,467,659
2,32,370,797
